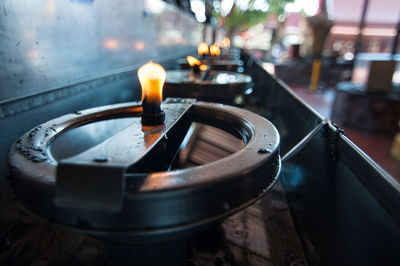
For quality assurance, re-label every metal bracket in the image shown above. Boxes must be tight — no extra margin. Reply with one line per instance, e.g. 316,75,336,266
329,122,347,161
55,99,195,213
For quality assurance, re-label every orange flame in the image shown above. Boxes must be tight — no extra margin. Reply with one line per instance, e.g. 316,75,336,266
199,64,208,71
210,44,220,56
198,42,209,55
138,61,166,109
221,37,230,48
186,55,201,67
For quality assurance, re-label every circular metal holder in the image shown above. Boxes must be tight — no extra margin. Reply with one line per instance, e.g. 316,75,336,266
164,70,253,103
8,98,280,244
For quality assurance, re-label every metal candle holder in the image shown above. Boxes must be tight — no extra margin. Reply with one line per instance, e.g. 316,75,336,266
8,98,280,244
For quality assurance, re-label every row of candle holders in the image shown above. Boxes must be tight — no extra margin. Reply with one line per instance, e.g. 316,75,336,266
138,40,253,113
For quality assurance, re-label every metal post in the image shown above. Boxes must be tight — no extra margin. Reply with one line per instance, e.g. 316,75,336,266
391,13,400,57
353,0,369,63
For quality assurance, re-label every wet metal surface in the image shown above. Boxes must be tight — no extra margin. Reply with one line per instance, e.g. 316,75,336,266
241,54,400,265
0,0,201,103
8,99,281,242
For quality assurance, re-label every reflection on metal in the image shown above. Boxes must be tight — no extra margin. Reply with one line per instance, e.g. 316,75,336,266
134,41,145,51
0,0,201,103
282,118,329,162
103,39,120,50
56,99,195,212
241,53,400,265
9,99,281,243
164,70,253,102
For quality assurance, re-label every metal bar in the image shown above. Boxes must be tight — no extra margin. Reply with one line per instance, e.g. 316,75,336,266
391,13,400,56
199,68,211,82
282,118,329,162
353,0,370,67
55,99,195,212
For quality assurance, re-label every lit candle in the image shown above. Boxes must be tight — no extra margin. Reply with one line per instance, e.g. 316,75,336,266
210,43,221,56
221,37,230,48
198,42,209,59
199,64,208,71
138,61,166,125
187,55,201,67
187,55,201,73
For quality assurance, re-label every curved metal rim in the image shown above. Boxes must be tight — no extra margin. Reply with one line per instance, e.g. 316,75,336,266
9,101,280,193
8,100,281,237
165,70,252,86
16,157,281,243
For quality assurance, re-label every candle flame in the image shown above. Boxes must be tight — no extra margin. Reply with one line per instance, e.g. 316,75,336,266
198,42,209,55
221,37,230,48
186,55,201,67
199,64,208,71
138,61,166,110
210,44,220,56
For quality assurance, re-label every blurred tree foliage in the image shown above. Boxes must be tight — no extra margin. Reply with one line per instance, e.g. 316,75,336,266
219,0,294,37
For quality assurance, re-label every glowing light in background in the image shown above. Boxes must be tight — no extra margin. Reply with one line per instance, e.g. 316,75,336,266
198,42,209,55
145,0,166,14
236,0,249,11
285,0,319,16
27,49,39,59
343,52,354,61
46,0,55,14
220,0,234,16
104,39,119,50
210,43,221,56
330,26,360,35
190,0,206,22
134,41,145,51
362,27,397,37
253,0,269,12
221,37,230,48
330,26,397,37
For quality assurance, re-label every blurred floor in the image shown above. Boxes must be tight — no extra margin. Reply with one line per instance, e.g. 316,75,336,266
289,85,400,182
